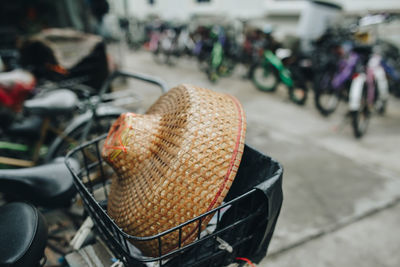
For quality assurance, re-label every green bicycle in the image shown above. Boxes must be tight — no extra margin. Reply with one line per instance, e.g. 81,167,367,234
250,49,308,105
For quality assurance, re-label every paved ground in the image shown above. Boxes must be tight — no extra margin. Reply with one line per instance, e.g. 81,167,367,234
118,48,400,267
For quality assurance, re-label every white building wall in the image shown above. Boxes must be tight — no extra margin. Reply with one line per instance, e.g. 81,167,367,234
264,0,400,15
111,0,400,20
111,0,267,21
110,0,400,22
342,0,400,14
108,0,400,46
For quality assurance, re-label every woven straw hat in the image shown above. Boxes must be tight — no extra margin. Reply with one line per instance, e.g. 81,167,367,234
102,84,246,257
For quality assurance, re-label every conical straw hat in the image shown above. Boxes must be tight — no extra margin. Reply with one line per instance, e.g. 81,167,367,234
102,84,246,257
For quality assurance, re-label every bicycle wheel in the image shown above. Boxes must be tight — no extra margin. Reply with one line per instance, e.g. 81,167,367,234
314,72,340,116
288,67,308,105
288,83,308,105
207,67,219,83
351,84,370,138
376,99,387,115
373,79,387,115
251,62,279,92
206,56,219,83
218,57,236,77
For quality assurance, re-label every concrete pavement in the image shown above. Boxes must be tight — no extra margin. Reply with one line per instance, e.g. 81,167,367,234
120,49,400,267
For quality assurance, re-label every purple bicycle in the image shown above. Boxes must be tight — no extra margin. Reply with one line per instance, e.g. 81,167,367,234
313,44,359,116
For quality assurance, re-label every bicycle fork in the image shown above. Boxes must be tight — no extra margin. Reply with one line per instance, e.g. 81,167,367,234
349,66,389,112
370,57,389,110
349,73,366,112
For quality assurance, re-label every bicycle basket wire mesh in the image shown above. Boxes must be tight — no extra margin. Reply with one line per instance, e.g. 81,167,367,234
65,135,283,266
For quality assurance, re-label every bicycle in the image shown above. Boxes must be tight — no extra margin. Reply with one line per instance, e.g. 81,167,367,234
0,157,84,266
0,136,283,266
0,70,168,265
312,27,354,116
0,70,167,167
63,135,283,266
250,48,309,105
348,46,389,138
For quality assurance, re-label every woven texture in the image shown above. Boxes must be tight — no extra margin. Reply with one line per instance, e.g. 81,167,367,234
102,84,246,257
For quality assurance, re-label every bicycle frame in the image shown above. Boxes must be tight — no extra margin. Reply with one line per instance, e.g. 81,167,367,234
0,114,72,167
331,51,359,91
1,71,168,167
263,50,293,87
211,42,223,68
46,71,167,162
44,105,125,163
149,30,161,52
348,73,366,111
349,54,388,111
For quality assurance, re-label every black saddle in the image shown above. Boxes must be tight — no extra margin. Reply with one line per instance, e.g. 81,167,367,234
0,158,79,207
24,89,78,117
0,202,47,267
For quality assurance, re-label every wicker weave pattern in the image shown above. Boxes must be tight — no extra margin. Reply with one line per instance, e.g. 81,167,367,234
102,84,246,257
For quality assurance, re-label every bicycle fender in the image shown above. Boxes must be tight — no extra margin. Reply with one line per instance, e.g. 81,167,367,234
211,42,223,68
374,66,389,100
264,50,284,70
45,106,126,162
280,69,293,87
349,73,366,111
264,50,293,86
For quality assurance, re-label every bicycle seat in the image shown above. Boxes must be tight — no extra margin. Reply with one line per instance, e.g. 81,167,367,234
24,89,78,117
0,202,47,267
5,115,43,139
0,157,79,207
0,69,34,88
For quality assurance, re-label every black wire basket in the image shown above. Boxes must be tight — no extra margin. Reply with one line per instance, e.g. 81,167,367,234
65,135,283,266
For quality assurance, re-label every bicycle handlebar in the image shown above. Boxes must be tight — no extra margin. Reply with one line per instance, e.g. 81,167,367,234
99,70,168,100
79,70,168,143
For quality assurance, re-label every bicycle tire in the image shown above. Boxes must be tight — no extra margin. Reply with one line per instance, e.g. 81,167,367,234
288,84,308,105
207,67,219,83
314,72,340,116
251,63,279,92
351,83,370,138
218,57,236,77
373,80,387,115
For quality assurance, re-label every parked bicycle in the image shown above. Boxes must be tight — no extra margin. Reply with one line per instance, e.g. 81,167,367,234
0,136,283,266
311,28,345,115
348,45,389,138
63,135,283,266
0,70,167,168
250,47,309,105
0,157,83,266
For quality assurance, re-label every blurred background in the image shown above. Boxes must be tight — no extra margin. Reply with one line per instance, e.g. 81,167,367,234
1,0,400,266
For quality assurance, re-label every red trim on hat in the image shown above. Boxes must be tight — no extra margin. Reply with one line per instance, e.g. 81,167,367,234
103,113,136,160
176,94,245,251
207,94,244,211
